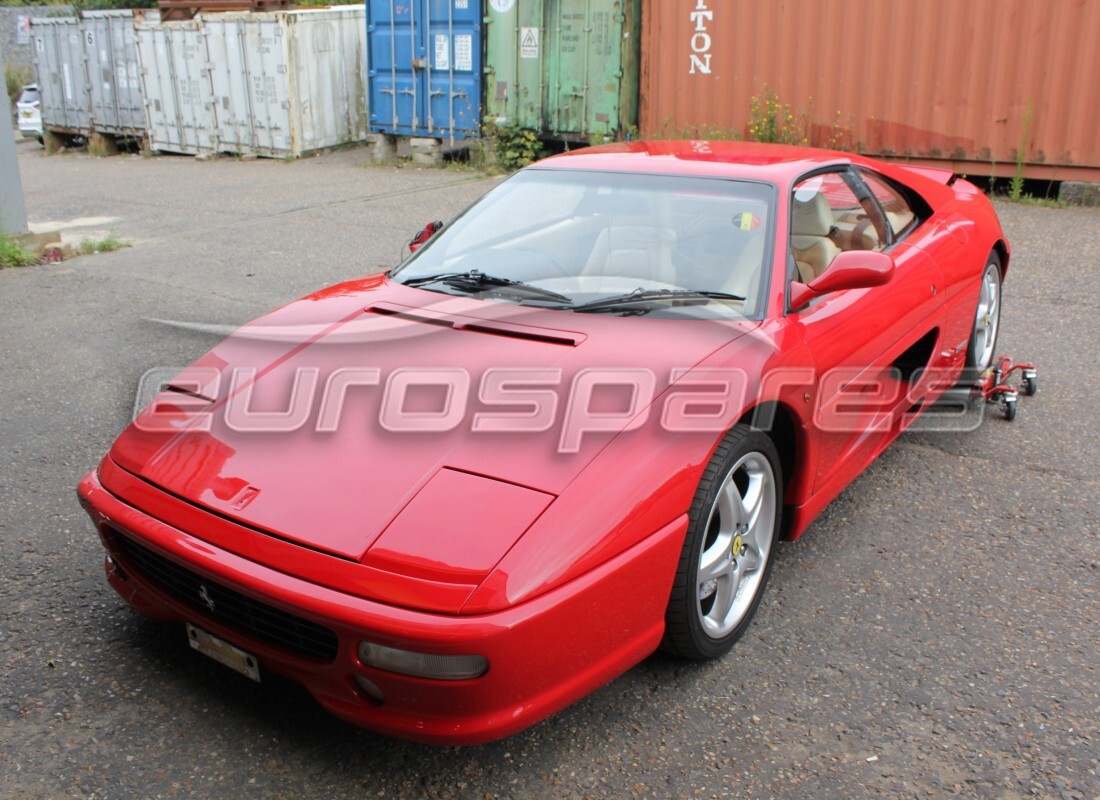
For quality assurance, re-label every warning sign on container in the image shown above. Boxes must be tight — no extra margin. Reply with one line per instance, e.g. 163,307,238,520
520,27,539,59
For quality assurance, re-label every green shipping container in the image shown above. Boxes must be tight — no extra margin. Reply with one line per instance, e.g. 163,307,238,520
483,0,640,141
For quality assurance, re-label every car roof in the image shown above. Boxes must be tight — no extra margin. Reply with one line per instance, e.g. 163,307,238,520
535,140,857,185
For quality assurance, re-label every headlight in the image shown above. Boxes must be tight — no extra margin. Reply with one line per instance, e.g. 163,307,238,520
358,641,488,680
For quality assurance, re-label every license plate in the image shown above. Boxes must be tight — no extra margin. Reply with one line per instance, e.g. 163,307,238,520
20,111,31,118
186,623,261,682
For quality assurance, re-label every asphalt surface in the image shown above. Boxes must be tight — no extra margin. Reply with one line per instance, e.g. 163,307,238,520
1,140,1097,800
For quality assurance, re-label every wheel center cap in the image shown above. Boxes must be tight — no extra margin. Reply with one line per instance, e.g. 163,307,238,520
731,534,743,556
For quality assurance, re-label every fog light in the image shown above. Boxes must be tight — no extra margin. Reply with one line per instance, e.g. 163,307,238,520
353,674,385,704
358,642,488,680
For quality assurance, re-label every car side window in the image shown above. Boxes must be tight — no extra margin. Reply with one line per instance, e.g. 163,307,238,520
859,170,917,240
790,170,889,284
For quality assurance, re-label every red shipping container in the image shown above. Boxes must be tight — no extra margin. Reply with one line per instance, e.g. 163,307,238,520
640,0,1100,181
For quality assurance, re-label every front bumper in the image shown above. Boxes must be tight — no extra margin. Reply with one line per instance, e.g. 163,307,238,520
77,467,685,744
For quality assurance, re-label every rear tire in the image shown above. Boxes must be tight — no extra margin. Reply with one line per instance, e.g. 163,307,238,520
966,252,1003,372
663,425,782,659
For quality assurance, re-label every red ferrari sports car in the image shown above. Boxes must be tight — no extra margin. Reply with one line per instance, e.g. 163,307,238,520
78,141,1009,744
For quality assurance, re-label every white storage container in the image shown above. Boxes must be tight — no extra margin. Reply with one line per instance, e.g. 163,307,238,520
135,20,218,154
137,6,368,158
282,6,369,156
204,6,368,157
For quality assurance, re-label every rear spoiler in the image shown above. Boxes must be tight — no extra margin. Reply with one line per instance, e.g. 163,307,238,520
901,165,957,186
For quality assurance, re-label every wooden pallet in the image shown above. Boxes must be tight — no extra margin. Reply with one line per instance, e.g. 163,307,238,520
158,0,297,21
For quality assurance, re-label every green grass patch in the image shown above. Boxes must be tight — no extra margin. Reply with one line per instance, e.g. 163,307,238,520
0,235,38,269
4,62,33,104
1011,195,1066,209
74,234,130,257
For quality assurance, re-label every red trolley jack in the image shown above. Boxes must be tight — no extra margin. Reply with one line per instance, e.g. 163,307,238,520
971,355,1038,421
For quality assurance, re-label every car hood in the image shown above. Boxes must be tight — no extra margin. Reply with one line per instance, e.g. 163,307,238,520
110,276,753,565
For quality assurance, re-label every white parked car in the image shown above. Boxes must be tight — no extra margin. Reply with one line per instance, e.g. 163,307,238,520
16,84,43,143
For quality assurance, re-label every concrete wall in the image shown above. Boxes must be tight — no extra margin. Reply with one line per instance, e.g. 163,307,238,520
1,6,73,77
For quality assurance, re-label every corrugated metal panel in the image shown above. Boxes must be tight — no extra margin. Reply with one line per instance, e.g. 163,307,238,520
543,0,638,138
483,0,640,140
136,8,367,158
135,20,218,154
365,0,481,140
201,6,368,157
82,10,146,135
640,0,1100,179
203,13,291,154
483,0,542,131
284,7,369,154
30,17,92,134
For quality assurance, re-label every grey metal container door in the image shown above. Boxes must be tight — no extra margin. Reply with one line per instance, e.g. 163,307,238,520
83,12,145,135
136,24,216,154
205,15,291,156
287,8,369,154
32,19,92,133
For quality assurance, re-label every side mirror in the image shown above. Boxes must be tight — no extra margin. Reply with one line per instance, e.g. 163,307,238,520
408,220,444,253
789,250,895,311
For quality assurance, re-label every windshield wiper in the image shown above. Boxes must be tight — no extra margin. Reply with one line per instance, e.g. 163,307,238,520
399,271,572,304
570,288,746,314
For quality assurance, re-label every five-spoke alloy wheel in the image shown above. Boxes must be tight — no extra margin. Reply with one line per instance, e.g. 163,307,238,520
967,252,1003,372
664,425,782,659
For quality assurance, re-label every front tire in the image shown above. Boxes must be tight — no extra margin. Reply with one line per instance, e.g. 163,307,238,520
663,425,782,659
966,252,1003,372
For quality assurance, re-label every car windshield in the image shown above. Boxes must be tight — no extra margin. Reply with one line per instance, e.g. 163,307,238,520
391,169,774,319
17,87,39,104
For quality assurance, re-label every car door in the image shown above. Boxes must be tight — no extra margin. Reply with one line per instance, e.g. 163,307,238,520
787,167,946,497
859,167,979,375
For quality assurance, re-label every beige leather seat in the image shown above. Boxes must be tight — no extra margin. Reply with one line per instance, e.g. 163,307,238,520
884,209,914,236
832,211,880,251
583,225,678,286
790,192,841,283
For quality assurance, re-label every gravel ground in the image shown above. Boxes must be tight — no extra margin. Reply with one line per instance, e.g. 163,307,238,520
1,141,1097,799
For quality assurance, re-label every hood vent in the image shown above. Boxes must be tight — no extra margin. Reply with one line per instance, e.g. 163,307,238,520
367,303,584,347
162,384,217,403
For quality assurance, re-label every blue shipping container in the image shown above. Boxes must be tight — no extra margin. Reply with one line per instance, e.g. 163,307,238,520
366,0,481,140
